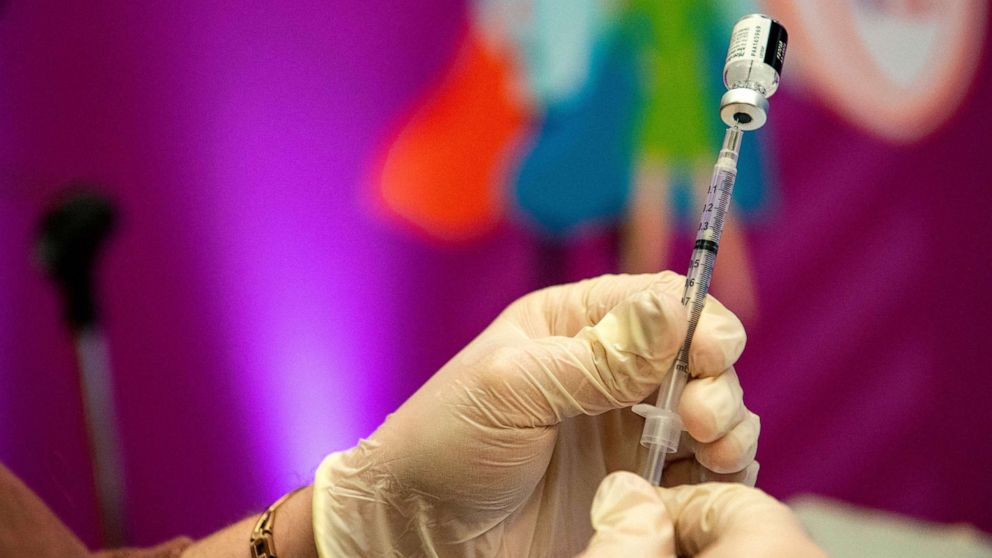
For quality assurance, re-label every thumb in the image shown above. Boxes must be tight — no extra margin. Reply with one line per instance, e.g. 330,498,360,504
499,287,686,425
659,483,828,558
577,471,677,558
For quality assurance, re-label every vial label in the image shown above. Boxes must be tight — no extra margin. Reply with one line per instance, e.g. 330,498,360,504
726,15,787,75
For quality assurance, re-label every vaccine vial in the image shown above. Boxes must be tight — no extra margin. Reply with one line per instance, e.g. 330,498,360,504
719,14,788,130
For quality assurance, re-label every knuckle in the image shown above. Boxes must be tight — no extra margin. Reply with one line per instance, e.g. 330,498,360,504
482,345,527,380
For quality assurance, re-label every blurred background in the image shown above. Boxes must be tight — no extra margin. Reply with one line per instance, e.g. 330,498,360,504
1,0,990,551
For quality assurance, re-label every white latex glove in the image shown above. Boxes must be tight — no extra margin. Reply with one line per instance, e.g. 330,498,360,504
579,472,827,557
314,272,759,556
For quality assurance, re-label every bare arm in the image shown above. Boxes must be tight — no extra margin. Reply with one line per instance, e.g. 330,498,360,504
180,486,317,558
0,462,90,558
1,461,316,558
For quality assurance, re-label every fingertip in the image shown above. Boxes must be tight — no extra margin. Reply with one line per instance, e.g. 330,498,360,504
688,297,746,377
590,472,667,536
579,273,678,329
693,411,760,474
679,369,745,443
596,470,656,500
591,287,686,365
582,471,674,557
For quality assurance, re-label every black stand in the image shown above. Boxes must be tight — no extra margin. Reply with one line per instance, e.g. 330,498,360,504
37,189,127,547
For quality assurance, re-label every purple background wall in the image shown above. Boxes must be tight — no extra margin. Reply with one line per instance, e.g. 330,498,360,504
1,0,990,549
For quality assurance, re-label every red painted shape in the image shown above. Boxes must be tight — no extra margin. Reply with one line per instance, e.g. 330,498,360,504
377,29,531,241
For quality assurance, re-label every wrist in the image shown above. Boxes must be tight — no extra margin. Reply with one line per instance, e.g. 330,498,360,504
250,486,308,558
312,446,438,556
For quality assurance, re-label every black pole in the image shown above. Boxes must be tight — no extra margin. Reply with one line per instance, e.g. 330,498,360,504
37,187,128,547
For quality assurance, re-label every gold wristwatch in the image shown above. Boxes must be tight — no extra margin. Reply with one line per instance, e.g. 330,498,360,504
250,487,305,558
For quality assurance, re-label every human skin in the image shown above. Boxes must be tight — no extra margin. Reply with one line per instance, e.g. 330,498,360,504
0,461,309,558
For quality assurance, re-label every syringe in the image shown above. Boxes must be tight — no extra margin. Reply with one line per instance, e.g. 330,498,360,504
633,126,742,486
633,14,787,486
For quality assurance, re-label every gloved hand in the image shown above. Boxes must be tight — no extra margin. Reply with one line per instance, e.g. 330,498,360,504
314,272,759,556
579,472,827,557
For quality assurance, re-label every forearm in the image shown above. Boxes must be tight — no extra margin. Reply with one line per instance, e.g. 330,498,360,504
0,462,90,558
181,486,317,558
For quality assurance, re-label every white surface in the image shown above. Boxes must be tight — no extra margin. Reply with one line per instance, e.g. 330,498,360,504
790,495,992,558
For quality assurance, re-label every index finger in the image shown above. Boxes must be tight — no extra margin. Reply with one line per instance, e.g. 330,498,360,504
506,272,745,375
686,294,747,378
510,272,680,337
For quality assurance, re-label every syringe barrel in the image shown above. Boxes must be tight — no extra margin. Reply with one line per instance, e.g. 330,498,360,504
656,360,690,410
666,126,742,381
637,127,743,485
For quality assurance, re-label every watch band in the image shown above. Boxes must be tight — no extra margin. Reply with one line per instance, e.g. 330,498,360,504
250,486,305,558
